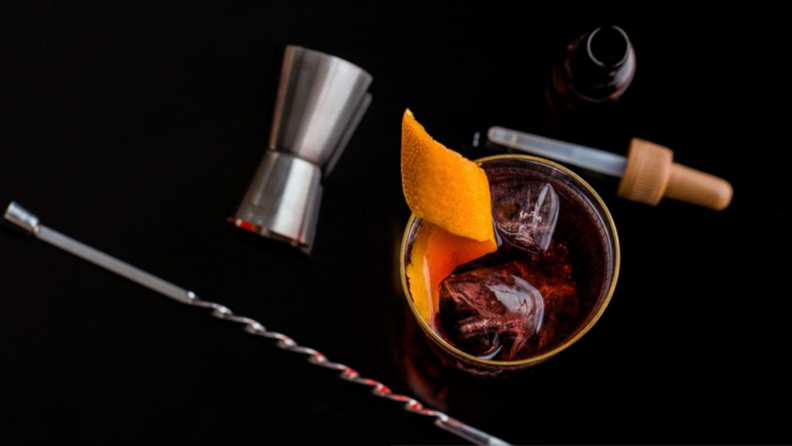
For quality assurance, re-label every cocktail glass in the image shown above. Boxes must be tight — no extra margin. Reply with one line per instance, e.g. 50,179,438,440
400,154,619,375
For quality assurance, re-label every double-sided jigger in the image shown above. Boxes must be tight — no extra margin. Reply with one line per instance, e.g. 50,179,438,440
230,45,373,252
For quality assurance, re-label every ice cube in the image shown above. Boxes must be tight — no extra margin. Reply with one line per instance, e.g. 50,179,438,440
438,262,545,360
491,180,559,253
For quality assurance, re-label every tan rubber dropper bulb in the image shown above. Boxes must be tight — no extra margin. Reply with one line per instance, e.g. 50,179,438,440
616,139,733,210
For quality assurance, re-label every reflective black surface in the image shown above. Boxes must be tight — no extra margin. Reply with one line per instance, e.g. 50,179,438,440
0,3,786,444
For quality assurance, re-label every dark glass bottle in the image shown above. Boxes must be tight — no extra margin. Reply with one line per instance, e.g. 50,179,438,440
546,25,636,124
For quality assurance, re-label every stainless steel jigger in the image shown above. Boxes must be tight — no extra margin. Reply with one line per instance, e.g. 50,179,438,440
230,45,373,252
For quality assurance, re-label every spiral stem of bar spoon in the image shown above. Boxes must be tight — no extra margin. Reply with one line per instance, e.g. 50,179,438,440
3,201,510,446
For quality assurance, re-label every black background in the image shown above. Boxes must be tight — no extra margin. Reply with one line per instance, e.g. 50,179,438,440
1,3,788,444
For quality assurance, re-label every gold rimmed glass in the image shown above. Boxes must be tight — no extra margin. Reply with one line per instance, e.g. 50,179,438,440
400,155,620,374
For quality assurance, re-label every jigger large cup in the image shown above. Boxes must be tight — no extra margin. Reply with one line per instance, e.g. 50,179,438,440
230,45,372,252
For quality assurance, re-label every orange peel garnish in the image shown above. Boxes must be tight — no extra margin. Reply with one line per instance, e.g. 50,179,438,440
401,109,497,324
401,109,496,243
406,221,497,323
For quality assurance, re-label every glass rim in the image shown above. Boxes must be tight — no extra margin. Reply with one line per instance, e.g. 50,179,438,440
399,154,621,367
